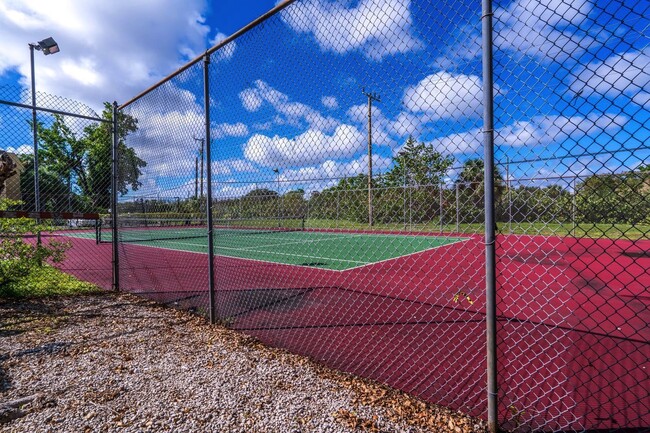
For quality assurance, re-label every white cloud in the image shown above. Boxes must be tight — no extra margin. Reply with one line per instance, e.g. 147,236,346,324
496,114,628,148
243,124,366,167
212,158,256,175
495,0,593,61
0,0,211,111
416,113,629,156
279,153,393,194
212,122,249,139
3,144,33,155
121,82,205,185
570,49,650,109
281,0,422,60
346,104,397,146
437,0,593,66
321,96,338,109
402,72,484,120
239,80,340,133
210,32,237,61
239,88,264,112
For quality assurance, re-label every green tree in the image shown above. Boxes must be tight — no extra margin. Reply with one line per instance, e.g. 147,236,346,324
382,136,455,224
456,158,505,223
384,136,454,187
575,167,650,224
37,103,145,211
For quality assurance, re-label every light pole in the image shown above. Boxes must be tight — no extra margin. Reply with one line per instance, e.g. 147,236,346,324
29,37,60,213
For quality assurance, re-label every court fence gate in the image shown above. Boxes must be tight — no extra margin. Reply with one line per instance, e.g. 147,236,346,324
2,0,646,432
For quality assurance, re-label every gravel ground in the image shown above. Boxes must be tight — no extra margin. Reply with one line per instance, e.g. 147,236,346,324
0,292,486,433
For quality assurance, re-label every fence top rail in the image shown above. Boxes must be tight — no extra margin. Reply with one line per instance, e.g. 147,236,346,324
0,98,108,123
0,211,100,220
118,0,297,110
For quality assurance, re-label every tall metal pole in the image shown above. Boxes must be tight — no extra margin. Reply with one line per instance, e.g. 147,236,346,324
29,44,40,214
273,168,280,227
194,136,205,199
456,182,460,233
111,102,120,292
506,157,512,234
363,89,380,227
195,157,199,200
203,54,217,325
572,176,577,237
439,182,444,233
200,139,205,199
482,0,498,430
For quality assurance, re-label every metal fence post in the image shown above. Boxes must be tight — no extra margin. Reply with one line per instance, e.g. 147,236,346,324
482,0,498,430
456,183,460,233
112,102,120,291
204,54,217,325
440,182,444,232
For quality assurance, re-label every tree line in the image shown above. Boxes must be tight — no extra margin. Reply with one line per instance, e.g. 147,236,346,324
16,114,649,228
214,136,650,227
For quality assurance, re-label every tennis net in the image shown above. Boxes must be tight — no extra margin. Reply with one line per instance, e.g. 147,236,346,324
98,216,305,243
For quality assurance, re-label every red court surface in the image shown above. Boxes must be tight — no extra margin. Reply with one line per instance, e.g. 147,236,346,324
58,231,650,431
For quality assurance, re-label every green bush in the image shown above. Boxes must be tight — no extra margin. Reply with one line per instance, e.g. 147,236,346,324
0,199,98,297
1,265,99,298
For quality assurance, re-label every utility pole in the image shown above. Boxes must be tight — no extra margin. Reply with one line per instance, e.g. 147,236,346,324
362,88,380,227
193,136,205,199
194,157,199,200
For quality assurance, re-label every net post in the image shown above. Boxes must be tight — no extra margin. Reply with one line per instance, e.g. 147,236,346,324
111,101,120,292
482,0,498,431
203,54,217,325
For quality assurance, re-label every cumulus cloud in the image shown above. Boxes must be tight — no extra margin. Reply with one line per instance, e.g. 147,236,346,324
239,80,340,132
281,0,422,60
212,158,256,175
346,104,398,146
495,0,592,60
243,124,365,167
3,144,33,155
402,72,484,120
0,0,212,111
416,113,629,156
279,153,393,194
210,32,237,61
570,48,650,109
120,82,205,186
212,122,249,139
321,96,339,109
436,0,593,66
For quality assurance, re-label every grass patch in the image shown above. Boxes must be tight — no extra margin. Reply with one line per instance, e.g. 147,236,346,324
0,265,100,298
304,219,650,240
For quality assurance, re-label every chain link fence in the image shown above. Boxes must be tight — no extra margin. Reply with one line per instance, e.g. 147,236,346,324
1,0,643,431
0,86,114,290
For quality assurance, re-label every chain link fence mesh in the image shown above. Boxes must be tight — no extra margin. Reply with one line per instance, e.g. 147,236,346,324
111,0,649,431
1,88,113,289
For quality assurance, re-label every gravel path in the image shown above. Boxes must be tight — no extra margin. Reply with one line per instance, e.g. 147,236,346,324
0,293,485,433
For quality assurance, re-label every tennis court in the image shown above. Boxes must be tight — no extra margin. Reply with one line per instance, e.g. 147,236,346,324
74,219,468,271
57,225,649,431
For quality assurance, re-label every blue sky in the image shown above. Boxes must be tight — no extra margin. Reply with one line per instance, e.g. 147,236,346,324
0,0,648,200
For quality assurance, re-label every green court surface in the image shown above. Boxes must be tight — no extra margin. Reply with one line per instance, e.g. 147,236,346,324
72,230,467,271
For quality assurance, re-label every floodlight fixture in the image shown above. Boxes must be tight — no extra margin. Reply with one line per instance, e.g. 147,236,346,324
30,37,60,55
